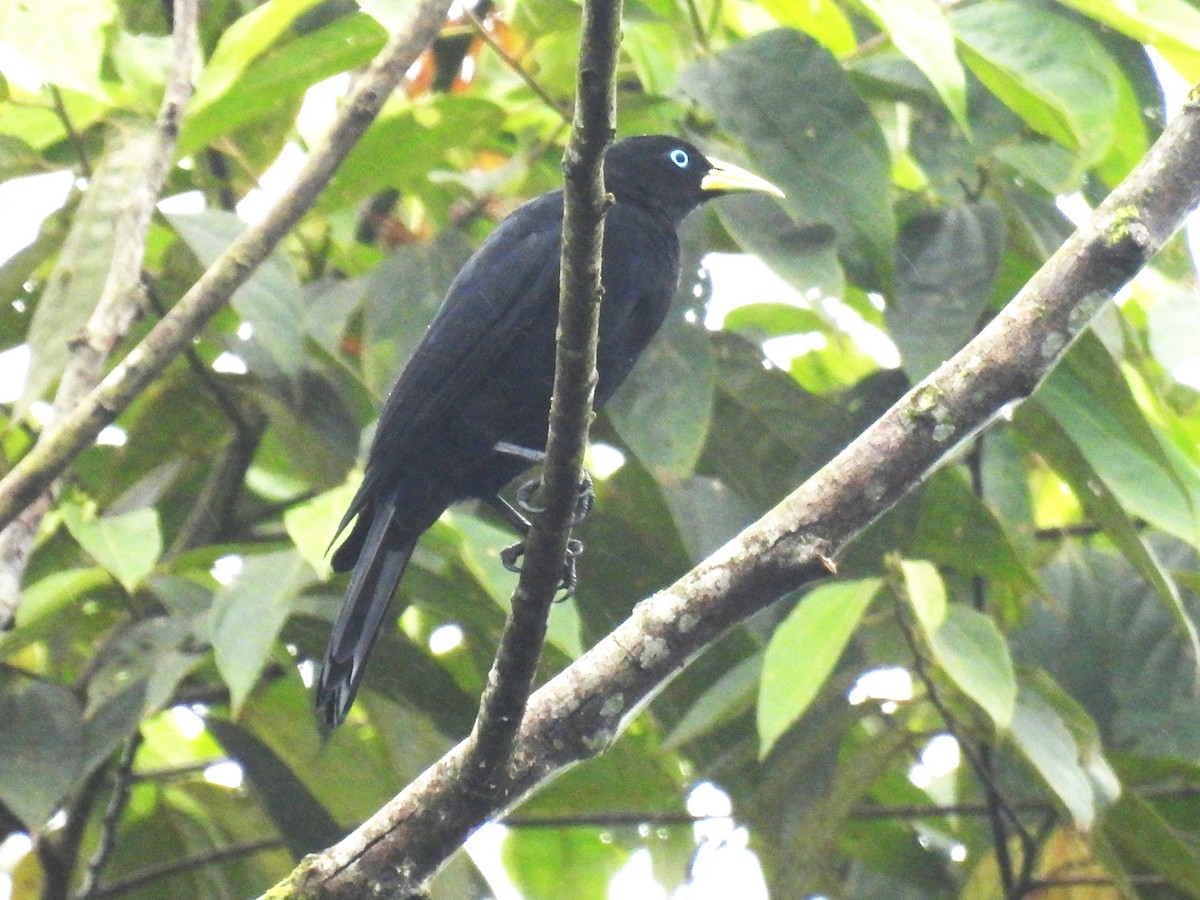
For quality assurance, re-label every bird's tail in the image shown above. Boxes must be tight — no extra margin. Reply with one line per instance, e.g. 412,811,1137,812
315,503,416,729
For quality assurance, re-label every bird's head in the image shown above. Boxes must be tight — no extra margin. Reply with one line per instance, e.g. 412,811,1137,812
603,135,784,224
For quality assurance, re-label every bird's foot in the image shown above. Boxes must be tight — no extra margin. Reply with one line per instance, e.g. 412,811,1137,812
515,469,594,526
500,537,584,598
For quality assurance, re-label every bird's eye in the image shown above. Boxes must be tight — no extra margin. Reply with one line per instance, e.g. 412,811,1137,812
669,148,690,169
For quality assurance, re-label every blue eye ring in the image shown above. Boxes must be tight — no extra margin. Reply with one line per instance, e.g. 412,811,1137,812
669,148,690,168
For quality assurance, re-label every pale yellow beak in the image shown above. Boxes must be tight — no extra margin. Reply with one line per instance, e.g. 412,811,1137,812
701,157,786,199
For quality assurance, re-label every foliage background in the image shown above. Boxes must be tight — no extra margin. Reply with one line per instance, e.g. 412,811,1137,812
4,0,1200,896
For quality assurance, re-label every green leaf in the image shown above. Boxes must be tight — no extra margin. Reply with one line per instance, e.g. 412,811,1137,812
1038,335,1200,546
167,210,306,380
210,550,315,714
927,605,1016,729
952,1,1123,170
1015,540,1200,761
678,29,895,276
61,504,162,593
12,566,112,631
205,717,342,857
716,196,844,302
1015,402,1200,677
665,653,761,750
1105,792,1200,899
283,475,363,580
759,0,856,56
1011,671,1120,831
855,0,970,134
86,615,207,717
912,469,1042,596
0,677,84,827
316,94,505,215
182,12,386,154
607,315,715,481
1054,0,1200,82
188,0,328,112
0,0,115,96
888,202,1004,380
20,122,159,411
897,559,945,633
502,828,630,900
757,578,880,758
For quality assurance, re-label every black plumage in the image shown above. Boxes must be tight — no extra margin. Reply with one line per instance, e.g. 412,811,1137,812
316,135,783,727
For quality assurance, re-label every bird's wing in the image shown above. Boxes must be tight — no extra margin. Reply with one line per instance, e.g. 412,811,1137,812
348,193,565,509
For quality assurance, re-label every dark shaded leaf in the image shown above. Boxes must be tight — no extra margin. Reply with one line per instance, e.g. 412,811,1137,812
678,29,895,277
888,202,1004,380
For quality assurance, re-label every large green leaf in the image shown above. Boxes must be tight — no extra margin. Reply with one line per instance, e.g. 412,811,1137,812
317,95,506,215
678,29,895,277
206,717,342,857
1054,0,1200,82
0,0,115,97
1015,540,1200,760
888,202,1004,380
855,0,969,134
757,578,881,758
1010,670,1120,831
167,210,307,381
926,605,1016,730
185,13,385,154
502,828,631,900
1016,401,1200,671
1105,791,1200,899
0,676,83,827
61,503,162,593
607,313,715,481
715,196,844,302
912,469,1041,596
758,0,856,55
189,0,327,110
952,1,1123,171
86,614,207,717
1038,335,1200,546
210,550,316,714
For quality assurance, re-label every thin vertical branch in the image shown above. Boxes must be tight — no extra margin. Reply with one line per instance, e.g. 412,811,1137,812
76,731,145,900
464,0,623,792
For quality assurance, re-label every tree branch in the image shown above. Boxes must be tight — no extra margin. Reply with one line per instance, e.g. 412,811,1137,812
0,0,454,534
265,90,1200,898
465,0,622,794
0,0,198,626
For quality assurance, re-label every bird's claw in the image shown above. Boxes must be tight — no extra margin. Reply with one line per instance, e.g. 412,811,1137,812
515,471,594,526
500,538,583,599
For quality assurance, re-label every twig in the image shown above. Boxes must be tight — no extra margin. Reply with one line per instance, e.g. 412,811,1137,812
0,0,455,534
266,90,1200,899
50,86,93,177
463,7,572,122
890,585,1038,896
682,0,710,52
89,838,284,899
76,730,145,899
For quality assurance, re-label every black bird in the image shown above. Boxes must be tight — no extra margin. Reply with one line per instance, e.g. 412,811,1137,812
316,135,783,727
